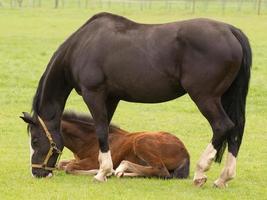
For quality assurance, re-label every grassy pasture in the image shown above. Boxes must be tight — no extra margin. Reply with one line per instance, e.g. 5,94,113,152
0,5,266,200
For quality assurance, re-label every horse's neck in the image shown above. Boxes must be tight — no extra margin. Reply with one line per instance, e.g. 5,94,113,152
36,53,72,125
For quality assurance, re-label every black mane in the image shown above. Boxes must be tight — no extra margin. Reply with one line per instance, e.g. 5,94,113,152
31,74,45,115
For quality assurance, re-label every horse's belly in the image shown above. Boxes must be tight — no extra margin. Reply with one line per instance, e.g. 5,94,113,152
107,77,186,103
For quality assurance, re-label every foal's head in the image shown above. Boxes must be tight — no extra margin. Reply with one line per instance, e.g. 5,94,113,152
20,112,63,178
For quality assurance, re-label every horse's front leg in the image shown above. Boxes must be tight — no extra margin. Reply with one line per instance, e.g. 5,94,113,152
82,88,114,182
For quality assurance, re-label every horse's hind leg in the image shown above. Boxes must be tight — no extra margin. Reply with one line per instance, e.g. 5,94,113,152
192,97,234,187
213,151,236,188
213,138,238,188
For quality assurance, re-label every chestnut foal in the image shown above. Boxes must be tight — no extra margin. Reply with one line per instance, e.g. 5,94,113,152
58,111,190,179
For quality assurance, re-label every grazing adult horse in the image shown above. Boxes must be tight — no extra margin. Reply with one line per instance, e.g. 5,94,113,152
20,12,251,187
58,111,190,179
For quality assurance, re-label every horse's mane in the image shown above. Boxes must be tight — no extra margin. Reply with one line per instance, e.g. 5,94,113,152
32,74,45,115
62,111,128,134
31,50,63,116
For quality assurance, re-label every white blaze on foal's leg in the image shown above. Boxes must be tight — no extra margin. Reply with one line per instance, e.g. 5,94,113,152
194,143,217,186
214,152,236,188
94,150,113,182
115,160,129,177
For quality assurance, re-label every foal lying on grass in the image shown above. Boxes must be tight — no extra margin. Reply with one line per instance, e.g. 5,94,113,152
58,111,190,179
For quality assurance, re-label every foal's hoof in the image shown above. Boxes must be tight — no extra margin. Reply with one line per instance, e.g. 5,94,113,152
193,177,207,187
93,174,107,182
115,171,124,178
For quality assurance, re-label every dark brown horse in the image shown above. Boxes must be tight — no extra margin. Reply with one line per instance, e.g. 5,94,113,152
20,12,251,188
58,111,190,179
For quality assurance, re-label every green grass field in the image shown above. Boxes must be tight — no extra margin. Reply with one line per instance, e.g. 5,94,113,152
0,5,266,200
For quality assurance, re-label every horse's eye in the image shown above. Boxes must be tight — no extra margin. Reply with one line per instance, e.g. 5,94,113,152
32,138,38,146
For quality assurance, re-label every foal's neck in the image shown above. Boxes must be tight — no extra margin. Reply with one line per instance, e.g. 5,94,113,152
61,120,96,154
60,119,128,154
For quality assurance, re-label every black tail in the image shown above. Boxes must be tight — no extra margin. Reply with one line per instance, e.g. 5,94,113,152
171,158,190,179
214,26,252,163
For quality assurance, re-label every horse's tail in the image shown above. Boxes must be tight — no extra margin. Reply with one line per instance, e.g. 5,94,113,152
171,157,190,179
214,26,252,163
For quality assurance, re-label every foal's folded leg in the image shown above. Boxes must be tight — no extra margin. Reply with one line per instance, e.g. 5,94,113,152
57,159,76,170
115,160,170,178
115,136,171,178
64,157,100,176
67,169,99,176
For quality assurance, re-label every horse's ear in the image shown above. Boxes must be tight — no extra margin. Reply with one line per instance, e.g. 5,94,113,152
20,112,35,125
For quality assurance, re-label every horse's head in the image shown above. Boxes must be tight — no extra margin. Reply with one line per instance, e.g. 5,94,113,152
20,112,63,178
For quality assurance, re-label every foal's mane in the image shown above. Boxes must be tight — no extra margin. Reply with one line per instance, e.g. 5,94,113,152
62,111,128,134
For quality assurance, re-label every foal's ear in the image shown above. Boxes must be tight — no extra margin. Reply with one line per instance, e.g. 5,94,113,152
20,112,35,125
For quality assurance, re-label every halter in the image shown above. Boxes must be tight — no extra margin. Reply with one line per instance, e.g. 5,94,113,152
31,116,62,171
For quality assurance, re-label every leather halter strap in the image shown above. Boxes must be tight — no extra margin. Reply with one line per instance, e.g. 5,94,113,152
31,116,62,171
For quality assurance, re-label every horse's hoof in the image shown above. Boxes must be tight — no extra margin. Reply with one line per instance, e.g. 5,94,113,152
93,174,107,182
193,177,207,187
106,169,115,177
213,180,227,188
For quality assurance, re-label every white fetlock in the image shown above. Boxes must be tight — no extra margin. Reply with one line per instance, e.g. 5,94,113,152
193,171,207,182
96,150,113,181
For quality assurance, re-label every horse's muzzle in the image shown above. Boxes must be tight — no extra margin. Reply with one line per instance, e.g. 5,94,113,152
32,168,53,178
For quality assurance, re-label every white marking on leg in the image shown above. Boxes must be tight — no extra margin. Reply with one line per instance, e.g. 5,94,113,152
194,143,217,181
123,172,140,177
29,135,34,177
94,150,113,182
214,152,236,188
69,169,99,176
115,160,129,177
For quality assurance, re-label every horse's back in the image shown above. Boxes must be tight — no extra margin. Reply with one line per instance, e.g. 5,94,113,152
67,13,186,102
65,13,242,102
